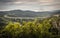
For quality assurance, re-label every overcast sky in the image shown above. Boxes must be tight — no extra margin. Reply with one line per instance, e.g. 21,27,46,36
0,0,60,12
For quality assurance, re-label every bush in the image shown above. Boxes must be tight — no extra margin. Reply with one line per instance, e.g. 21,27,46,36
0,19,53,38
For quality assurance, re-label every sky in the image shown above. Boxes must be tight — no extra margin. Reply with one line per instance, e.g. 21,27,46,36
0,0,60,12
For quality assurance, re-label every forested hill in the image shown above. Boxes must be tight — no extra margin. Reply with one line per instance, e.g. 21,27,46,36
0,10,60,17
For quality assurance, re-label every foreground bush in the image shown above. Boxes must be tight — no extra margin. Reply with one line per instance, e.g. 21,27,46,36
0,17,60,38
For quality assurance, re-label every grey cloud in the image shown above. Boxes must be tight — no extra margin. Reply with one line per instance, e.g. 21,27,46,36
0,0,37,2
0,0,60,3
0,0,60,11
0,0,16,2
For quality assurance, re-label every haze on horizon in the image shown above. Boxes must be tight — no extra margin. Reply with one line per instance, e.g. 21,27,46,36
0,0,60,12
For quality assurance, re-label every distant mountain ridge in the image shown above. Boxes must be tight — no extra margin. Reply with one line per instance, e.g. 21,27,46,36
0,10,60,17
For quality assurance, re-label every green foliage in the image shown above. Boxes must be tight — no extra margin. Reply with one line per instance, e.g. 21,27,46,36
0,19,52,38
